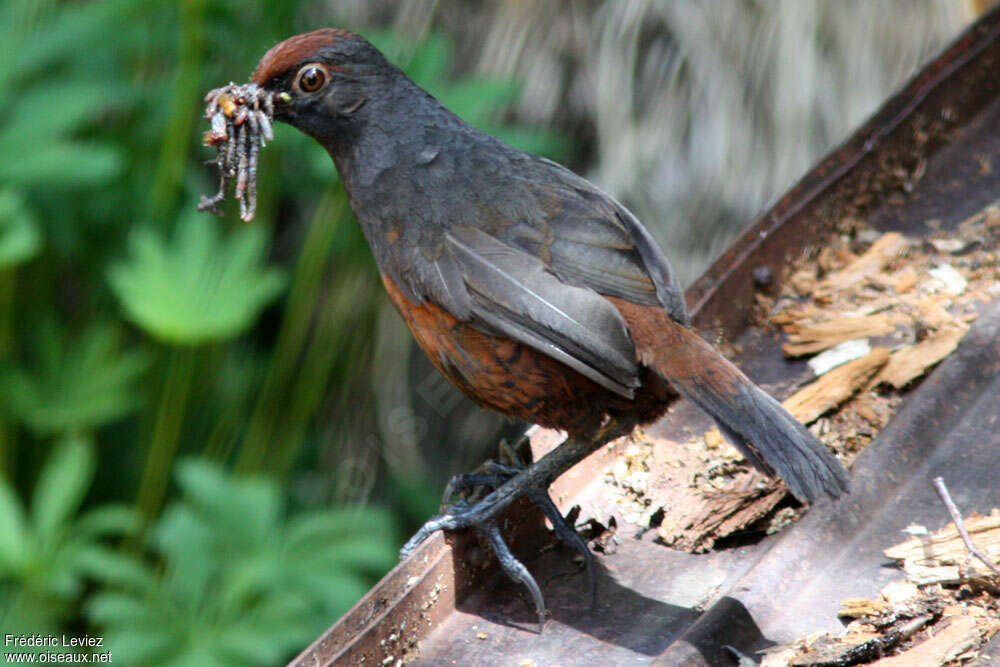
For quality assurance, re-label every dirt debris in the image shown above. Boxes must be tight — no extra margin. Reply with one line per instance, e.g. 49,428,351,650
760,510,1000,666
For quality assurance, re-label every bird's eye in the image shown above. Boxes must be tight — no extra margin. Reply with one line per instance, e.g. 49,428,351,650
295,65,327,93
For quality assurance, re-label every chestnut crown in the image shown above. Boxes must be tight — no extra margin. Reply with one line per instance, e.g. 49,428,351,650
251,30,401,139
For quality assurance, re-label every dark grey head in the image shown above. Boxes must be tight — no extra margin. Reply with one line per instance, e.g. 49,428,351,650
251,29,400,148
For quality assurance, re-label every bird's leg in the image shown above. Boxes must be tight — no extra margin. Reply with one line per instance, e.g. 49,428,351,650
441,426,535,503
402,416,635,629
441,429,597,601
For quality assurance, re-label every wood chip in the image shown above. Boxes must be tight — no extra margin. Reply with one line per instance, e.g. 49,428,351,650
840,597,888,619
816,232,908,295
783,348,890,424
915,296,956,330
703,427,725,449
892,266,919,293
875,326,966,389
885,507,1000,581
783,313,899,356
881,581,920,605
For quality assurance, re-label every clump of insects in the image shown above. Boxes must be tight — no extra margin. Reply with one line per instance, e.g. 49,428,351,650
197,82,275,222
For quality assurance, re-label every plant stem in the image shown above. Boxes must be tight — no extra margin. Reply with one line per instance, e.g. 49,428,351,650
270,280,360,476
147,0,205,222
0,269,13,476
237,187,345,473
135,345,196,518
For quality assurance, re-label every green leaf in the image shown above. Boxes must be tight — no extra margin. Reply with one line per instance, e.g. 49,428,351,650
1,1,138,84
286,508,396,548
32,434,96,542
0,142,122,187
108,213,287,345
153,506,215,582
0,188,42,269
0,82,121,146
0,437,134,630
178,459,282,547
72,546,156,593
0,321,149,436
0,479,29,569
74,505,142,538
98,629,175,666
86,592,161,627
489,125,569,160
294,570,369,616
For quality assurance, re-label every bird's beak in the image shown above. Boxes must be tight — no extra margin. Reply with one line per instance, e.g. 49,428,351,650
268,90,294,122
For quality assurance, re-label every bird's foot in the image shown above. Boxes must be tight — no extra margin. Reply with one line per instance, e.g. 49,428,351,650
401,420,634,630
402,471,587,630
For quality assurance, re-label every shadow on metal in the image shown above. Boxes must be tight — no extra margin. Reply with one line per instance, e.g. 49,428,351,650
292,7,1000,665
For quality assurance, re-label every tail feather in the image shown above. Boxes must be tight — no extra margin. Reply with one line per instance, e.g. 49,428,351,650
615,300,849,503
674,364,849,503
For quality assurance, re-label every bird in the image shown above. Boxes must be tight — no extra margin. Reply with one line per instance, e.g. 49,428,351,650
248,28,849,627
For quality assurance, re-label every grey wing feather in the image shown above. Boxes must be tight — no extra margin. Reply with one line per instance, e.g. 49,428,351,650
396,246,473,320
615,205,689,325
444,225,640,397
524,159,689,325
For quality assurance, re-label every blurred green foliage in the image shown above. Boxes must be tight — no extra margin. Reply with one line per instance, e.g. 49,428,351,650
0,0,565,663
109,212,286,346
0,321,148,438
87,460,398,665
0,436,139,652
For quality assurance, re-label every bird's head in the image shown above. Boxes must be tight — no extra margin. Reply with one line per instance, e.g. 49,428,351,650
251,29,393,147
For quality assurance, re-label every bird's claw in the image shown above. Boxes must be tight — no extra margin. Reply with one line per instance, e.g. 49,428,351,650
401,453,597,630
478,520,547,632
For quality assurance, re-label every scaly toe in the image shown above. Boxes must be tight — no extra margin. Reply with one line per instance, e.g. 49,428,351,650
528,489,597,604
477,520,546,632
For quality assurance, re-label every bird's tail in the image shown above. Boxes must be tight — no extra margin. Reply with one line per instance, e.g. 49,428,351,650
615,301,849,503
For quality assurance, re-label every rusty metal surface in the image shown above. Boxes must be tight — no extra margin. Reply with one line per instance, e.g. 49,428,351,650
291,9,1000,666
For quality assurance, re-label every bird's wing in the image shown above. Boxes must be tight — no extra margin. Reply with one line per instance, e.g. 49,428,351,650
379,147,686,399
512,159,689,326
440,225,641,397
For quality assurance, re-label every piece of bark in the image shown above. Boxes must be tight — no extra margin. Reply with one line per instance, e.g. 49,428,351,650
786,635,884,667
783,348,891,424
839,582,920,619
786,615,934,667
816,232,908,295
656,471,783,552
875,326,966,389
770,301,824,326
782,314,898,356
869,616,995,667
897,564,967,586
